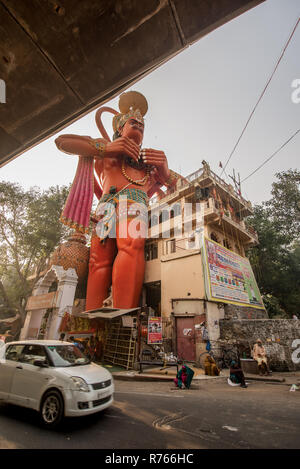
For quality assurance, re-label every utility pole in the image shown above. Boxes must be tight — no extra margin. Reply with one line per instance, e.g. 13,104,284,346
229,169,241,196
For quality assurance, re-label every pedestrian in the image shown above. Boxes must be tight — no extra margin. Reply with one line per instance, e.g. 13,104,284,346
59,332,66,341
292,314,298,320
252,339,271,376
204,355,220,376
174,363,194,389
87,336,96,361
69,336,85,352
229,361,247,388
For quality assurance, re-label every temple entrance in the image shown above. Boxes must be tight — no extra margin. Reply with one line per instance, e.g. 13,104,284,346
38,308,53,339
144,281,161,314
176,317,196,362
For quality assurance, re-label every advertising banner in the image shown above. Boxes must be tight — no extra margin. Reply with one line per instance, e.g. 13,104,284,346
26,291,57,311
147,317,163,344
202,237,264,309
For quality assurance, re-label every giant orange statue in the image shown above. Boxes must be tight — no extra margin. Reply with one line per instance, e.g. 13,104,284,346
55,91,178,310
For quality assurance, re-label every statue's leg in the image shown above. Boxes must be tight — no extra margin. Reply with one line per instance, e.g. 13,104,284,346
86,235,117,310
112,219,146,308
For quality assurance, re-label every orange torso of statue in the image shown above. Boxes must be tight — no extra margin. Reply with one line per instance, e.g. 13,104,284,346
95,155,153,195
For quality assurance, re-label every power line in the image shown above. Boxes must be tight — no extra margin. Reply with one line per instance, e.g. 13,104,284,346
220,17,300,177
241,128,300,183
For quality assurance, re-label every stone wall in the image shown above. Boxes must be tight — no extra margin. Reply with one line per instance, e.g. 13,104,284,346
219,318,300,371
224,304,269,320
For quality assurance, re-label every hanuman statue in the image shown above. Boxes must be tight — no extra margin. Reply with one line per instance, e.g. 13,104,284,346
55,91,178,310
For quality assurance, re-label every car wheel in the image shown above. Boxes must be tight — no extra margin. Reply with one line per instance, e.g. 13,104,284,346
40,390,64,429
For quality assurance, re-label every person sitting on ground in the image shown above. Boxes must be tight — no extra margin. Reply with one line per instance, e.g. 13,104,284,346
204,355,220,376
252,339,271,376
229,360,247,388
174,363,194,389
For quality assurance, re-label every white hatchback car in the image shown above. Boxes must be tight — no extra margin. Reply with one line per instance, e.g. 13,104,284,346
0,340,114,428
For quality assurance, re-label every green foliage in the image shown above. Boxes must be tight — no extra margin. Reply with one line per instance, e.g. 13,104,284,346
247,169,300,317
0,181,70,323
266,169,300,243
262,295,288,319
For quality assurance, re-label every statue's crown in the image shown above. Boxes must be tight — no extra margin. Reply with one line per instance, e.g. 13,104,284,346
112,91,148,132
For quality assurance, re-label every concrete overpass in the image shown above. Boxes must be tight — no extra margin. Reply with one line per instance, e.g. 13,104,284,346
0,0,264,167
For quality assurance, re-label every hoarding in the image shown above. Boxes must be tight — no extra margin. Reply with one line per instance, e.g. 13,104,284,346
202,237,264,309
147,317,163,344
26,291,57,311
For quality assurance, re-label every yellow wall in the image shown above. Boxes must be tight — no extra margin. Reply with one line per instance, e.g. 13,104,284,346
160,252,205,317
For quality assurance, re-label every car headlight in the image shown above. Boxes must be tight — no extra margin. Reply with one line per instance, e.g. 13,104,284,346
70,376,90,392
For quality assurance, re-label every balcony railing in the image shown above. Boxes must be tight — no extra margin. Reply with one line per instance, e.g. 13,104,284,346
149,165,253,212
148,197,258,242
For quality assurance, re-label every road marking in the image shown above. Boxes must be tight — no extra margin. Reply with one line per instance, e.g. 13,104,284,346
222,425,238,432
115,391,184,398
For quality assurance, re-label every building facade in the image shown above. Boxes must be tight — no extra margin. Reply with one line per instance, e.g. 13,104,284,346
143,162,267,365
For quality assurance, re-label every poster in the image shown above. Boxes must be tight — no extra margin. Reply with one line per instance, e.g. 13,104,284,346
147,317,163,344
202,237,264,309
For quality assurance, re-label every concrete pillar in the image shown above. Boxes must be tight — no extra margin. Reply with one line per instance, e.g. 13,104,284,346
206,301,225,342
47,268,78,339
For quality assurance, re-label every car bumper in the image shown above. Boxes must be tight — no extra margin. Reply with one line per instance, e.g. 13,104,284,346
63,383,114,417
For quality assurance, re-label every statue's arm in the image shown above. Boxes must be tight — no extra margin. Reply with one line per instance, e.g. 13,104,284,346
55,134,140,161
55,134,108,159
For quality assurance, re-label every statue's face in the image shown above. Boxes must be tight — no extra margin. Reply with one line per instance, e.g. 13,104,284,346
120,118,144,145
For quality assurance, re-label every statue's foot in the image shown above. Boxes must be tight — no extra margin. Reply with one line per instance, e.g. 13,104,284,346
102,294,113,307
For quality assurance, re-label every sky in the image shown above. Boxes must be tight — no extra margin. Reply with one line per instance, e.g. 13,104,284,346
1,0,299,206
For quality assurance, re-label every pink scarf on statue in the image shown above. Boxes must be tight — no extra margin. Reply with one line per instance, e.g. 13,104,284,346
60,156,95,233
59,107,119,233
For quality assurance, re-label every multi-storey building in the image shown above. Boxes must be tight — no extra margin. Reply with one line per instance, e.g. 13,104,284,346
143,161,266,363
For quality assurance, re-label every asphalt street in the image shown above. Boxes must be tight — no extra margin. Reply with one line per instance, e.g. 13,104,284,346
0,379,299,450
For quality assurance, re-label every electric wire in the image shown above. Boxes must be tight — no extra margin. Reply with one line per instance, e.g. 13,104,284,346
241,128,300,183
219,17,300,177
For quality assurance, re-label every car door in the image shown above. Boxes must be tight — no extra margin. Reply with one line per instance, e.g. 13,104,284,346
0,344,25,401
9,344,51,409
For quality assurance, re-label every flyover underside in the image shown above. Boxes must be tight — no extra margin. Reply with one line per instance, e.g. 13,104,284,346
0,0,264,167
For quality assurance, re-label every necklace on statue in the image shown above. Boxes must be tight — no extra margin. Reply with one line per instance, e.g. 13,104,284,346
122,156,150,186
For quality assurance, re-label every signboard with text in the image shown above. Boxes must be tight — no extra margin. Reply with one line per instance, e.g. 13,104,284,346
26,291,57,311
202,237,264,309
147,317,163,344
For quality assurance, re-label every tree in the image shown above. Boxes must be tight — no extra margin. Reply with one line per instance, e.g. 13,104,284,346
246,169,300,317
0,182,70,324
266,169,300,243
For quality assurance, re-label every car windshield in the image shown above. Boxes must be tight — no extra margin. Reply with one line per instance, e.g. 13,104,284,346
46,345,90,367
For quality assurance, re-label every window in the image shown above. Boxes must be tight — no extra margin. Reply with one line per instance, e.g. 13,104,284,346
223,238,231,250
170,203,181,219
5,344,24,362
159,210,169,223
210,232,220,243
167,239,176,254
20,344,49,365
145,243,158,261
46,344,90,367
149,214,158,227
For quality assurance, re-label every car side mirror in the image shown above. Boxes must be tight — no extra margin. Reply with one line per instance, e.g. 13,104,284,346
33,359,49,368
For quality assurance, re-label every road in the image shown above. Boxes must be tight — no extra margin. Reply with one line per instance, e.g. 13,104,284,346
0,379,299,450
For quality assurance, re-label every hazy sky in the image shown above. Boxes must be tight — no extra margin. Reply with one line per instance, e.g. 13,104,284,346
1,0,299,205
